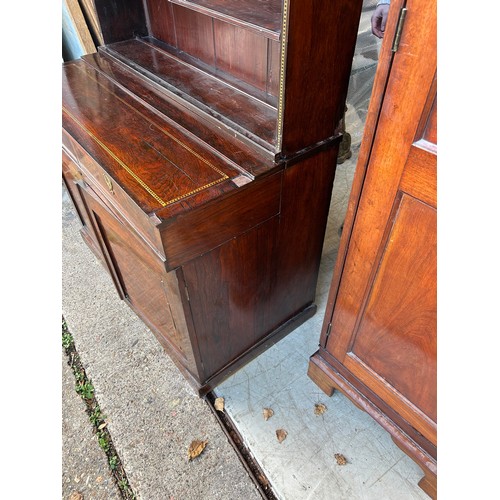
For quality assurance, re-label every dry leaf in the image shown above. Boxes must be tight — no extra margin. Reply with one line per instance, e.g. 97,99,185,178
314,403,327,416
214,397,225,412
263,408,274,421
69,493,83,500
276,429,288,443
188,440,208,460
98,422,108,430
334,453,347,465
258,473,269,487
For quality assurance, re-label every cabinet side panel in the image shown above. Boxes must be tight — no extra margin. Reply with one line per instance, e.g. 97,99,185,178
182,217,279,379
280,0,363,154
274,148,337,315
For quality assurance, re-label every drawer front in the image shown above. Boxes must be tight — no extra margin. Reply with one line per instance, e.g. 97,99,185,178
66,132,165,259
161,171,282,269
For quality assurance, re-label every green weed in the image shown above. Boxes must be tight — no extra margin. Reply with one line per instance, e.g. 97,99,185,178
109,455,119,470
76,381,94,400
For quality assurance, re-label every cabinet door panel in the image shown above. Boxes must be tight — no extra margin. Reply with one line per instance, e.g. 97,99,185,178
62,150,102,253
81,183,198,373
345,193,436,441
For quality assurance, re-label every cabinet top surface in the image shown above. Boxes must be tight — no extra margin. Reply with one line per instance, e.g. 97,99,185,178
62,59,277,221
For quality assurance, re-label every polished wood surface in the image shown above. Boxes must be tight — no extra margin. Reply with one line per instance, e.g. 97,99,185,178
308,0,437,496
63,0,363,394
146,0,279,98
267,39,280,97
62,59,242,217
81,51,276,179
351,195,436,423
81,180,199,373
160,172,281,270
171,4,215,65
146,0,177,46
82,0,364,157
182,217,280,379
213,19,268,92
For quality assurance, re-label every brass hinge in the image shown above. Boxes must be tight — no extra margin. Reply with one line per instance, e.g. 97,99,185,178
392,7,408,53
325,322,332,341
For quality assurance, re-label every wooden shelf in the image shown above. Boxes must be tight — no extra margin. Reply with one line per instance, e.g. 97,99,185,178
169,0,282,40
143,36,278,108
101,38,278,151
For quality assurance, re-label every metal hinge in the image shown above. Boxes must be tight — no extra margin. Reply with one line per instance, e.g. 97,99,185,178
325,322,332,341
392,7,408,53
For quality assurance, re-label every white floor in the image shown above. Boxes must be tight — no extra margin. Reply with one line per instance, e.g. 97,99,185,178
213,5,431,499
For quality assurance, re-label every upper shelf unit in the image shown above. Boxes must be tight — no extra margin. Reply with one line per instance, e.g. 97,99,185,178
91,0,363,158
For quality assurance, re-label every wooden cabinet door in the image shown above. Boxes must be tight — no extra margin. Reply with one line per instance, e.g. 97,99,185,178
78,181,199,375
325,0,437,446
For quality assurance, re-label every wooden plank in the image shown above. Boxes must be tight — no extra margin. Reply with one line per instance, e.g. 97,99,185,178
78,0,104,46
64,0,96,55
101,39,277,150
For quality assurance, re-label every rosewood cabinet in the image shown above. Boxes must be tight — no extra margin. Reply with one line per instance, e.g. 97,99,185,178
62,0,364,395
308,0,437,497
